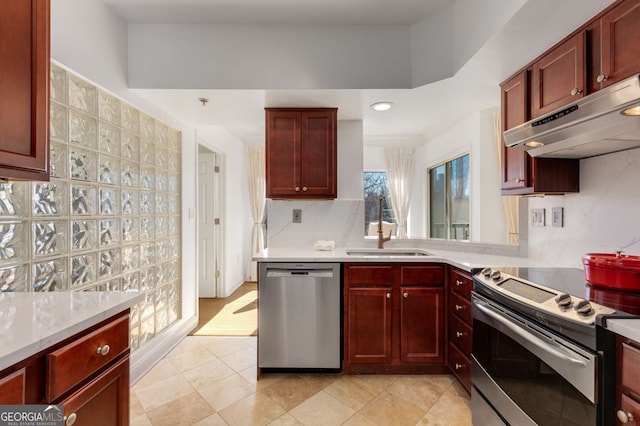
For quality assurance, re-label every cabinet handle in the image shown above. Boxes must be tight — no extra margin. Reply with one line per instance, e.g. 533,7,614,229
515,178,524,183
456,331,466,338
65,413,77,426
295,186,300,192
386,292,391,299
597,74,608,83
97,344,110,356
617,410,635,423
302,186,308,192
455,304,464,311
454,363,465,370
403,292,408,298
570,88,583,96
456,280,463,287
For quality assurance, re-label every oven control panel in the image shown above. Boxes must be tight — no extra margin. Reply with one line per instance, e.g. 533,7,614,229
475,268,617,325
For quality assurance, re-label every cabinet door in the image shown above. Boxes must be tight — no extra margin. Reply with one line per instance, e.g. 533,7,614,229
345,288,393,365
532,32,586,118
60,356,129,426
0,0,50,181
600,0,640,88
500,71,529,190
300,110,337,198
0,369,26,404
265,110,300,198
400,287,444,364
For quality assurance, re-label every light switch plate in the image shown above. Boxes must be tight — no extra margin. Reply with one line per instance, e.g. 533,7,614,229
531,208,545,227
552,207,564,227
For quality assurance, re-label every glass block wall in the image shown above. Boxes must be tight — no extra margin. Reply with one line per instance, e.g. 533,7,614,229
0,62,182,352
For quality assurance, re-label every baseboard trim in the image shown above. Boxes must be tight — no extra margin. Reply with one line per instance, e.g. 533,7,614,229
130,315,198,385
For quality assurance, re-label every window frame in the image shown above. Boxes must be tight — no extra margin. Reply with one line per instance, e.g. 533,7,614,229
426,152,471,241
362,170,397,237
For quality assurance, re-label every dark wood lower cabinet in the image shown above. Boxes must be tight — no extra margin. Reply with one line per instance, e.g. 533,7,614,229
343,263,447,374
60,356,129,426
400,287,444,364
0,312,130,425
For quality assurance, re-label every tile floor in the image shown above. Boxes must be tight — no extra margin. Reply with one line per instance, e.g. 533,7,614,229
130,336,472,426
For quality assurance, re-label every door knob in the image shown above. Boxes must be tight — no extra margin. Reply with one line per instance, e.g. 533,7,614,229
617,410,635,423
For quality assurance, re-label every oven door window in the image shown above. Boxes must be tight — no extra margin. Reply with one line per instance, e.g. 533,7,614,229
473,318,596,426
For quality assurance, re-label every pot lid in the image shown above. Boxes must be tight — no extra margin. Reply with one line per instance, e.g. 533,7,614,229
583,251,640,270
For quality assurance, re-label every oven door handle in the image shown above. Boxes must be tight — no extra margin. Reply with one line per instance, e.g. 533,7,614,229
474,301,587,367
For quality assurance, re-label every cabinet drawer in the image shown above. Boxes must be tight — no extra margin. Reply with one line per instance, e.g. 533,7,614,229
621,394,640,426
449,313,472,355
449,291,472,324
0,368,25,404
448,342,471,393
622,342,640,396
47,314,129,401
450,269,472,298
346,265,393,287
400,266,444,287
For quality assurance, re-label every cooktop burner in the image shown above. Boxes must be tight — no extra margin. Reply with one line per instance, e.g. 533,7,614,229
478,267,640,316
472,266,639,350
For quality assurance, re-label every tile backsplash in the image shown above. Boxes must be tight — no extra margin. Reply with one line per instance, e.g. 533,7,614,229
0,62,182,352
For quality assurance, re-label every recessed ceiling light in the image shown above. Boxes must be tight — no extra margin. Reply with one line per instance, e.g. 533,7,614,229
525,141,544,148
370,102,393,111
622,105,640,116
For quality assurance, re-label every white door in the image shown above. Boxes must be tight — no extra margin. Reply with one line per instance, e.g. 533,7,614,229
198,152,219,297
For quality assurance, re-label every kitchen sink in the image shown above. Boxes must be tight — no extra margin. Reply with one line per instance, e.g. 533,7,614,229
345,248,433,257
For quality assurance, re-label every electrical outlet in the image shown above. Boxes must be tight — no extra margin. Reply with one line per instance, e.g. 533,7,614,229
552,207,564,227
293,209,302,223
531,208,545,227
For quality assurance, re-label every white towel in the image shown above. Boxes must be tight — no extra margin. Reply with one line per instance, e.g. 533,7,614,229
313,240,335,251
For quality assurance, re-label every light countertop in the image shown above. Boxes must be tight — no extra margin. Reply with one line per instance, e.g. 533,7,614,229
605,319,640,342
0,291,144,372
253,246,545,272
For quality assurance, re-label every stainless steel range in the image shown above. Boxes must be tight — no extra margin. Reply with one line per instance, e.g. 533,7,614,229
471,267,637,426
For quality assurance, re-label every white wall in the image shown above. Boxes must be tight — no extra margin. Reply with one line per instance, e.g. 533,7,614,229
197,127,252,297
527,147,640,267
413,109,508,244
128,24,412,90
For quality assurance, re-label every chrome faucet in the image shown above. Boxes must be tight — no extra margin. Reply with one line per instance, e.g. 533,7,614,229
377,196,392,249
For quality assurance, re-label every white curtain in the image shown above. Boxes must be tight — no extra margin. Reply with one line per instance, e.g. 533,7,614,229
246,146,266,279
383,146,415,238
492,112,519,244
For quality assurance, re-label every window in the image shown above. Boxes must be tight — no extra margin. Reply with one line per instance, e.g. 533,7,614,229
363,172,396,235
429,154,470,240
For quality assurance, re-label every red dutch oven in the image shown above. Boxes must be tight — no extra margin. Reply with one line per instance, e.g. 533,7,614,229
583,251,640,293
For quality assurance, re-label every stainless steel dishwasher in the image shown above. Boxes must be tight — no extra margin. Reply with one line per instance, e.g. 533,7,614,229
258,262,341,369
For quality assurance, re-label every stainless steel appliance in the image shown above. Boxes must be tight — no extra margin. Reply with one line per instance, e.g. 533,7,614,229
504,73,640,159
258,262,341,369
471,267,636,425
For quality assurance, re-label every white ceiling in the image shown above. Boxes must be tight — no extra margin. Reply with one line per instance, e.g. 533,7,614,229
101,0,615,144
102,0,455,25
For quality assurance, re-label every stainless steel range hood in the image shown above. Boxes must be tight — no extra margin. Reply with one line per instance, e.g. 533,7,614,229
504,74,640,159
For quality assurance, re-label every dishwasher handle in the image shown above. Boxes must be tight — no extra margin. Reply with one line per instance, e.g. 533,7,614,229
266,268,335,278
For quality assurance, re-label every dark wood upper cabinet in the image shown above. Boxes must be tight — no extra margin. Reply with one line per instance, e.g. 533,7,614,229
265,108,337,199
531,32,586,118
0,0,50,181
500,71,529,191
599,0,640,88
500,71,580,195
